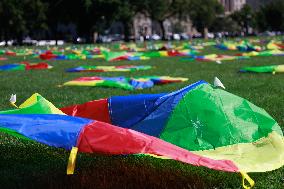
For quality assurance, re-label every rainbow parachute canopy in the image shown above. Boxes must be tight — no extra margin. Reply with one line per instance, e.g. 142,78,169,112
66,65,152,72
102,50,196,61
1,81,283,176
193,54,249,62
240,65,284,74
216,41,262,52
61,80,284,173
267,41,284,50
62,76,188,90
0,62,52,71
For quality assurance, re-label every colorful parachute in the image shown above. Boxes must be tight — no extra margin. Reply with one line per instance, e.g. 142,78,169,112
193,54,249,62
266,40,284,50
62,76,188,90
240,65,284,74
61,80,284,174
66,65,152,72
236,49,284,57
102,50,196,61
39,50,103,60
0,62,52,71
1,81,283,189
0,92,243,174
216,41,261,52
102,51,149,61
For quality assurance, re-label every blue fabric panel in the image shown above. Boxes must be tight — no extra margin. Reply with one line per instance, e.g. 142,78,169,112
130,81,207,137
109,93,166,128
0,114,93,150
55,55,66,60
128,56,140,61
129,79,154,89
102,76,128,82
109,81,207,137
0,64,20,70
66,67,85,72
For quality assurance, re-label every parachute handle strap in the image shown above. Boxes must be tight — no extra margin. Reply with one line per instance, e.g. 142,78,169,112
67,147,78,175
240,171,255,189
10,103,18,109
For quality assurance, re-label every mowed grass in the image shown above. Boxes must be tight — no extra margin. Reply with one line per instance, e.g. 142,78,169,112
0,43,284,189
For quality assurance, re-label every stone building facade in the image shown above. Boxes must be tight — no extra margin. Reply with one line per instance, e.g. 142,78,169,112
218,0,246,14
132,13,193,39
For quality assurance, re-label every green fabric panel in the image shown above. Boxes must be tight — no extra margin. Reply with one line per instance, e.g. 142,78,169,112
102,51,127,61
10,64,26,71
96,80,134,90
259,51,274,56
241,65,277,73
81,66,97,69
0,95,52,114
142,51,162,58
160,84,282,151
0,127,30,140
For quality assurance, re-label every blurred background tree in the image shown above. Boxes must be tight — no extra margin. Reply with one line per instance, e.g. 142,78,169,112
0,0,283,44
256,0,284,32
189,0,224,39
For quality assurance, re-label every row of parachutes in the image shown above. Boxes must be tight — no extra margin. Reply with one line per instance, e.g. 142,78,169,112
0,39,284,62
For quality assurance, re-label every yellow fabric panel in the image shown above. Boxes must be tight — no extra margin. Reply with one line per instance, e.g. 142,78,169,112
267,43,279,50
19,93,65,115
140,56,150,60
205,54,217,59
63,80,104,86
275,65,284,73
193,132,284,172
159,76,188,82
19,94,38,108
67,147,78,175
159,51,168,56
244,51,259,56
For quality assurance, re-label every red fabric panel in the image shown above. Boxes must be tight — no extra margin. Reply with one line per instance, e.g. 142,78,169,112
5,51,16,56
22,62,49,70
167,50,184,56
111,56,129,61
77,121,239,172
156,80,183,85
39,51,56,60
73,76,102,81
60,98,111,123
276,44,284,49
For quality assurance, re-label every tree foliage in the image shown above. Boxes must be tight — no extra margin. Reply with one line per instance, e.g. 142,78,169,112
189,0,223,37
1,0,283,43
230,4,255,34
144,0,191,39
0,0,47,43
256,0,284,32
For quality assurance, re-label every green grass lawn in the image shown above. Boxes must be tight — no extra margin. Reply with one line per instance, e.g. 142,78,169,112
0,44,283,189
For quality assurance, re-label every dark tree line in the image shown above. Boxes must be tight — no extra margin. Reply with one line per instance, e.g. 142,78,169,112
0,0,283,44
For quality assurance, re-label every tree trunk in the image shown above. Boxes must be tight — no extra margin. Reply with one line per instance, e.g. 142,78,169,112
123,21,132,42
4,30,8,47
203,27,208,39
16,34,23,46
159,20,166,40
93,32,98,43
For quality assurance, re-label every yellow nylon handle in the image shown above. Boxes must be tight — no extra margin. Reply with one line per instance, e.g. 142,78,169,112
240,172,255,189
67,147,78,175
10,103,19,109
